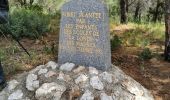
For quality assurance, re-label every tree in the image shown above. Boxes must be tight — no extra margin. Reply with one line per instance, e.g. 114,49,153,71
134,0,141,21
152,0,164,22
147,0,164,22
126,0,136,13
17,0,34,7
165,0,170,61
120,0,127,23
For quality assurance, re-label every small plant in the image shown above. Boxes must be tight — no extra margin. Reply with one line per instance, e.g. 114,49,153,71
111,35,122,50
139,48,152,60
43,45,53,54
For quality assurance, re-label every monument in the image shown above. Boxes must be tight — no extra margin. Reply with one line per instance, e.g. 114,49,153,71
58,0,111,70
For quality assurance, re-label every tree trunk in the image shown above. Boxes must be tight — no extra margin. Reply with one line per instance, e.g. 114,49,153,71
134,1,140,21
126,0,129,13
165,0,170,61
120,0,127,24
153,0,160,22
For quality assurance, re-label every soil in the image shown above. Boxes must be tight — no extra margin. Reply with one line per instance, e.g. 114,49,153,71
111,47,170,100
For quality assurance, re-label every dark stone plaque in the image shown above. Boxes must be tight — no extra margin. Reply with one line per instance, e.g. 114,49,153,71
58,0,111,70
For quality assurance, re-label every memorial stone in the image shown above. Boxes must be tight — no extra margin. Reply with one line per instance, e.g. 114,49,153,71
58,0,111,70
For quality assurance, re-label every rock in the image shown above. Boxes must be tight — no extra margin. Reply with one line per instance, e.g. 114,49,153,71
29,65,45,74
69,85,81,100
57,71,65,81
111,65,126,82
100,93,113,100
75,74,88,84
60,63,75,71
8,90,23,100
113,91,135,100
112,85,135,100
121,79,144,96
121,78,154,100
46,61,58,70
89,67,98,75
73,66,85,73
26,74,39,91
45,71,57,78
100,72,113,83
35,82,66,100
90,76,104,90
24,97,31,100
8,80,19,91
57,72,72,82
0,90,8,100
38,68,48,75
4,63,154,100
64,75,72,82
80,90,94,100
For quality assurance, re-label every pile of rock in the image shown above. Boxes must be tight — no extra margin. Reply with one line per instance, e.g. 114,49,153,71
0,61,154,100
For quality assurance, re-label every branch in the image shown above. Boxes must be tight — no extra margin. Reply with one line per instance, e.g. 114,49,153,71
128,0,136,6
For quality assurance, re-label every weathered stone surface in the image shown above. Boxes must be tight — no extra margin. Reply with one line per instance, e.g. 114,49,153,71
121,78,154,100
80,90,94,100
89,67,99,75
112,85,135,100
69,85,81,100
58,0,111,70
7,80,19,91
64,75,72,82
0,90,8,100
26,74,39,91
75,74,88,84
90,76,104,90
46,61,58,70
73,66,85,73
3,63,154,100
29,65,45,74
57,71,65,81
100,93,113,100
38,68,48,75
8,90,23,100
121,79,144,96
45,71,57,78
35,82,66,100
99,72,113,83
60,62,75,71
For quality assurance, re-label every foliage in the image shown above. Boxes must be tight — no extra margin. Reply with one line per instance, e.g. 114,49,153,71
139,48,152,60
122,28,150,47
120,22,164,47
28,5,43,12
49,11,61,33
0,8,50,39
111,35,122,50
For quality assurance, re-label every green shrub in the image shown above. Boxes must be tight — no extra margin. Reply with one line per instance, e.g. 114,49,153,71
139,48,152,60
28,5,43,12
111,35,122,50
1,8,50,39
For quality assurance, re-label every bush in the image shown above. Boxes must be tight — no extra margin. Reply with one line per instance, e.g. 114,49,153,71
139,48,152,60
111,35,122,50
1,8,50,39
